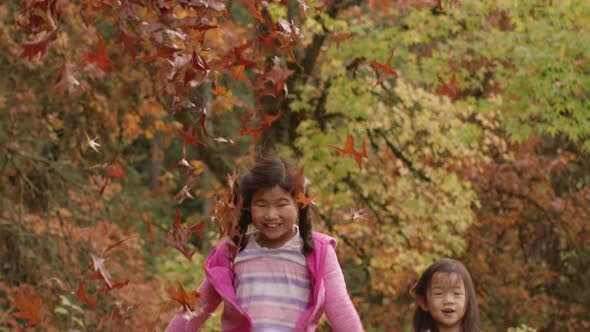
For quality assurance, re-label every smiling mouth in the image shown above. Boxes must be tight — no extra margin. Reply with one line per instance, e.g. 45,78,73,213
263,223,281,229
442,309,455,314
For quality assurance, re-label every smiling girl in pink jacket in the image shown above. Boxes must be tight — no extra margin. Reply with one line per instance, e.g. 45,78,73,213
165,158,363,332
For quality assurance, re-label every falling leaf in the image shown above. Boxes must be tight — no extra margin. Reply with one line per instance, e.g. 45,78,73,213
295,191,315,208
436,74,458,101
177,126,199,148
84,32,114,73
91,253,113,289
165,282,202,312
52,63,80,95
328,134,368,170
173,208,182,228
76,279,97,307
84,130,100,152
11,285,43,326
370,50,398,85
21,28,59,60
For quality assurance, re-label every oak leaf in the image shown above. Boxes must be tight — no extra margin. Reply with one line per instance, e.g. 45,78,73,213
11,285,43,326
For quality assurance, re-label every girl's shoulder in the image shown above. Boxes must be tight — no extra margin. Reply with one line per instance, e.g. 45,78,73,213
312,231,336,248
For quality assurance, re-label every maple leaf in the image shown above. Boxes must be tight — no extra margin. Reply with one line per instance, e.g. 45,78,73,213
165,222,205,260
165,282,202,312
115,30,138,60
257,57,294,97
84,32,114,73
98,161,127,196
329,28,350,50
210,76,227,96
370,50,398,85
436,74,458,101
76,279,97,307
328,134,368,170
295,191,315,208
238,113,281,143
11,285,43,326
231,65,250,83
177,126,199,148
52,63,80,95
21,28,59,60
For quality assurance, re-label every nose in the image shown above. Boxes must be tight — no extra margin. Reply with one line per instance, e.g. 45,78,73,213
264,207,279,220
443,293,455,304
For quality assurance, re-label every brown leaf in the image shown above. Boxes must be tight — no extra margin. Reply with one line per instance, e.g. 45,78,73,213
11,285,43,326
21,28,58,60
165,282,202,312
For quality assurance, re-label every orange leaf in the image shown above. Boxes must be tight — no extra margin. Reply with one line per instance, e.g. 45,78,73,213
370,50,398,85
165,282,202,311
295,191,314,208
328,134,368,170
11,285,43,326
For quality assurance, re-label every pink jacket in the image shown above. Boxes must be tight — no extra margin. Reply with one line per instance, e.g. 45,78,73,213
165,232,363,332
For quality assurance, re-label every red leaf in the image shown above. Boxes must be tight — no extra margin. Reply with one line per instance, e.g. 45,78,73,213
76,280,97,307
370,50,398,85
177,126,199,148
165,224,204,260
241,0,265,23
11,285,43,326
21,28,59,60
436,74,458,101
106,162,126,180
328,134,368,170
173,208,182,228
115,30,138,61
84,32,114,73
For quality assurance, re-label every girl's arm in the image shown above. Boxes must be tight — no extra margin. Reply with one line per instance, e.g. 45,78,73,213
323,245,364,332
164,279,222,332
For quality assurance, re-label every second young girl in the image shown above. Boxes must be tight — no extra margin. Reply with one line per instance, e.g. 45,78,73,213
166,158,363,332
411,258,479,332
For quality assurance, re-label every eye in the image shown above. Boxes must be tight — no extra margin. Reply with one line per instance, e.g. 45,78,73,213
454,292,464,296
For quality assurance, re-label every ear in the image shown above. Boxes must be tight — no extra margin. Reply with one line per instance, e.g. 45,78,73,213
417,295,429,312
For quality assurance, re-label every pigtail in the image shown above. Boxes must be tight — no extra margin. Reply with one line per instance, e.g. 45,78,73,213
298,204,314,255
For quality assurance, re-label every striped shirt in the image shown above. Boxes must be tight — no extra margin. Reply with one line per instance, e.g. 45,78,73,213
234,228,312,332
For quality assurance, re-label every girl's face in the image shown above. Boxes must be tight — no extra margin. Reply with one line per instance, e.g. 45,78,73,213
250,186,298,248
424,272,467,332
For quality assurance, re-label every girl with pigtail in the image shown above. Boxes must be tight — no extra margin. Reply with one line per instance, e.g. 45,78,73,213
166,157,363,332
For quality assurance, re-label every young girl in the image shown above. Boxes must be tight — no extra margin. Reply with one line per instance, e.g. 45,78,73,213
166,158,363,332
411,258,479,332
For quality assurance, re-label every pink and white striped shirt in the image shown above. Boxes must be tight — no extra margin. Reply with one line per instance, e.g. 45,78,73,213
233,228,312,332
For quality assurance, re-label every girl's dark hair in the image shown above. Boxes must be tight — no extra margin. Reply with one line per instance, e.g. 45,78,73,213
234,158,314,254
412,258,479,332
